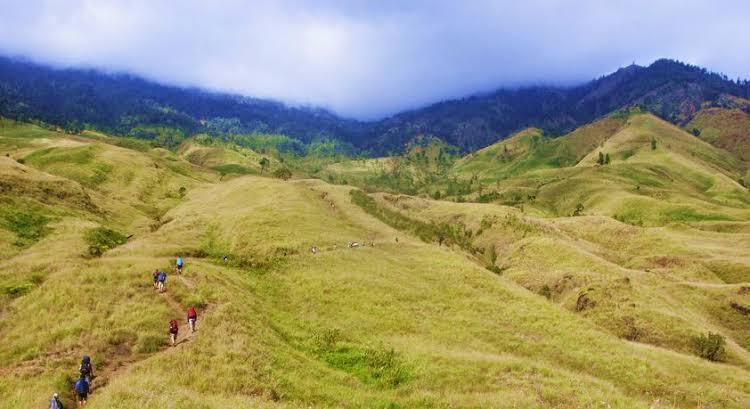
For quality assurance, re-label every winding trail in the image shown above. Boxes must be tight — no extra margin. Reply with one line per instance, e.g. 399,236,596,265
89,272,204,396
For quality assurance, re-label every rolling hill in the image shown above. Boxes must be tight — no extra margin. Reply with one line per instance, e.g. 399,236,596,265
2,116,750,408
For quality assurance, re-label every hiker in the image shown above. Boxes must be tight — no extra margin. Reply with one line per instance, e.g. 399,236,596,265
157,270,167,293
310,246,318,254
74,375,89,407
169,319,179,346
175,256,184,274
49,392,63,409
187,306,197,332
152,269,160,290
79,355,94,382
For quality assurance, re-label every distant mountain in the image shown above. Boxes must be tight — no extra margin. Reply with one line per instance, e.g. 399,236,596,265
1,56,748,154
0,56,367,145
371,59,750,151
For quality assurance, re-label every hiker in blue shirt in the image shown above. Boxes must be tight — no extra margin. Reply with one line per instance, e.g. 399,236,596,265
175,256,184,274
75,375,89,407
157,270,167,293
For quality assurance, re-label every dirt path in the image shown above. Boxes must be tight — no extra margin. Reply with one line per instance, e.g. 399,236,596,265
90,274,203,395
675,281,748,289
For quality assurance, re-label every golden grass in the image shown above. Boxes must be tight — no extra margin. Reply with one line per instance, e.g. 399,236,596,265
1,120,750,408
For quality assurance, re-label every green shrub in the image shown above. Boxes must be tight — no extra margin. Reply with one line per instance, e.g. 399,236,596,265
273,167,293,181
572,203,584,216
3,282,34,298
539,285,552,300
691,332,726,361
486,265,504,275
84,227,128,257
0,209,51,246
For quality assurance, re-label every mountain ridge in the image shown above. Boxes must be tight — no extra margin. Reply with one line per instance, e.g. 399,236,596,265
1,56,749,154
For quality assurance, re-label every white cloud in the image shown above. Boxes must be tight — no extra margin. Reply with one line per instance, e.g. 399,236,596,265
0,0,748,119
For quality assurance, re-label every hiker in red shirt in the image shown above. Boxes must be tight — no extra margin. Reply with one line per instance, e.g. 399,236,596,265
187,306,198,332
169,319,179,346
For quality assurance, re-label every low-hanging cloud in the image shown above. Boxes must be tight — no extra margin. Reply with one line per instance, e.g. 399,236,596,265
0,0,748,119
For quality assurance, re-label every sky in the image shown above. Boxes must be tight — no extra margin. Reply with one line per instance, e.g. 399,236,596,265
0,0,748,120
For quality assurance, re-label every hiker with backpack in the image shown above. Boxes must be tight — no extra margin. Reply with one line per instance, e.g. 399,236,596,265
187,306,197,332
175,256,184,274
79,355,94,382
49,392,63,409
157,270,167,293
169,319,179,346
74,375,89,407
152,269,160,290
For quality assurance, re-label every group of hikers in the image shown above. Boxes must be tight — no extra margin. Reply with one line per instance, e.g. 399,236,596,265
47,356,93,408
48,257,195,408
152,256,183,292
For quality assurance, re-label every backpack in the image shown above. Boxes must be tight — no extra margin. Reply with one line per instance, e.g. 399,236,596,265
158,272,166,282
75,379,88,394
176,257,183,266
169,319,179,333
187,307,197,319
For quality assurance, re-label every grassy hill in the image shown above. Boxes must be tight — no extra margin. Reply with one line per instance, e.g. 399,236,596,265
686,107,750,163
2,119,750,408
177,136,277,177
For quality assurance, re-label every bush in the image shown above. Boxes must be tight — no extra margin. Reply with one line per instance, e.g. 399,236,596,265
84,227,128,257
691,332,726,361
1,209,51,247
273,167,292,181
572,203,584,216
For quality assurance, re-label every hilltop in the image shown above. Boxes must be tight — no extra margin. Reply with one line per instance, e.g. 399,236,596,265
2,113,750,408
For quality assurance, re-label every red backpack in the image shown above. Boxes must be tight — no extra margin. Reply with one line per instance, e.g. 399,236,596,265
187,307,197,319
169,319,179,333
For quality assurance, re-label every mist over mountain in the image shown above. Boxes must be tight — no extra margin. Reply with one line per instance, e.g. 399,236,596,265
1,56,749,153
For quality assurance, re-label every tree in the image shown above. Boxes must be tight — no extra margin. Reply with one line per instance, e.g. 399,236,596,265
604,153,610,164
258,157,270,175
651,137,657,150
273,167,292,181
691,128,701,137
597,152,605,165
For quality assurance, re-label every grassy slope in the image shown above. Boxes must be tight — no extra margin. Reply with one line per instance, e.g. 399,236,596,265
178,138,278,177
686,107,750,162
456,114,750,223
1,120,750,408
370,194,750,368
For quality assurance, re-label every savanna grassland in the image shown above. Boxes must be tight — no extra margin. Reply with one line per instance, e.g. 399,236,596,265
1,112,750,409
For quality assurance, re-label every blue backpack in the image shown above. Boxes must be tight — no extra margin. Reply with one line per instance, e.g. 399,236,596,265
176,257,183,267
158,271,166,282
75,378,88,394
